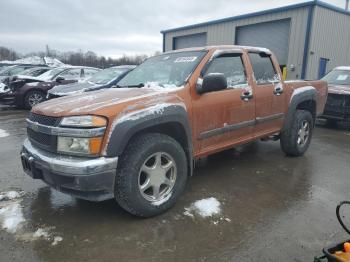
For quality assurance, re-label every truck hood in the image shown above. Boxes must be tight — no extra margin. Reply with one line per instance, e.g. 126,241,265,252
328,84,350,95
32,87,182,117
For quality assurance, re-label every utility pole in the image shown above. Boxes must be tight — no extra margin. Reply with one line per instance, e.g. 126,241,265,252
346,0,349,11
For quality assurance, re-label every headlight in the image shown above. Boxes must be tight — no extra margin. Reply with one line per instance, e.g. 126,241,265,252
58,115,107,155
60,116,107,127
57,137,103,155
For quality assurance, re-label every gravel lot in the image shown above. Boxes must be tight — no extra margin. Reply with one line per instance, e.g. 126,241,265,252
0,106,350,262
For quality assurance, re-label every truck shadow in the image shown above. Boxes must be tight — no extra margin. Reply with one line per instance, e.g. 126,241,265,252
316,118,350,131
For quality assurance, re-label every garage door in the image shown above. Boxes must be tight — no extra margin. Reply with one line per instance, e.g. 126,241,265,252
173,33,207,50
236,19,291,65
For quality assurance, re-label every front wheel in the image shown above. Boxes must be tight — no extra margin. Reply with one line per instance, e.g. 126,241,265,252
115,133,188,217
280,110,313,156
24,90,46,109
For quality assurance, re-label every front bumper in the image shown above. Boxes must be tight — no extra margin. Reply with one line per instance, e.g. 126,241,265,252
320,93,350,122
0,92,15,105
21,138,118,201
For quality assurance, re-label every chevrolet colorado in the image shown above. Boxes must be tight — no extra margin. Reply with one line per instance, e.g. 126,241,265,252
21,46,328,217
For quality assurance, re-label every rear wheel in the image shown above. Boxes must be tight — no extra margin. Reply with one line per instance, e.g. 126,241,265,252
24,90,46,109
280,110,313,156
115,133,187,217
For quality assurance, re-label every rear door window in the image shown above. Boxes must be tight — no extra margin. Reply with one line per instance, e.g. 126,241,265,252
204,54,247,88
248,53,279,85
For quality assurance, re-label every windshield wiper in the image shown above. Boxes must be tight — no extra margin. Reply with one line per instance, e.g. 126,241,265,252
117,83,145,88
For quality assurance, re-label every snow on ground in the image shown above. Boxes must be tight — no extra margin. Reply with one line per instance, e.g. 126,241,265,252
0,196,25,233
33,228,50,240
52,236,63,246
0,129,10,138
0,191,63,246
183,197,232,224
0,191,22,201
184,197,221,218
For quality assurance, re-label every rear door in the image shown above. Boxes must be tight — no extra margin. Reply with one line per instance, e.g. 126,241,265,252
192,51,256,156
248,52,285,136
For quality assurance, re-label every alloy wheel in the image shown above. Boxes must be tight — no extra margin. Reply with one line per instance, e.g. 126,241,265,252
138,152,177,203
297,120,310,146
28,92,44,107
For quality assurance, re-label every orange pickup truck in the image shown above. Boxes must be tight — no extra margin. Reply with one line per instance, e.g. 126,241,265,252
21,46,328,217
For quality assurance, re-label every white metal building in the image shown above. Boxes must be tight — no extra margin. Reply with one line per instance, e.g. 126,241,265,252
161,1,350,80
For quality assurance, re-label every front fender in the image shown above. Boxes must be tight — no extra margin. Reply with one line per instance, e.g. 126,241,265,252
105,103,192,156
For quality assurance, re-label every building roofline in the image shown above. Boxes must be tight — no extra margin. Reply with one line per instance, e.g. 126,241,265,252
161,0,350,34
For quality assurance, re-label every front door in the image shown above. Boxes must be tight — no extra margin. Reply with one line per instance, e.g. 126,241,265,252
248,52,285,137
192,52,256,157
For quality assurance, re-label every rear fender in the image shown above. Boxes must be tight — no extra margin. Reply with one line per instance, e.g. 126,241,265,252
282,86,316,131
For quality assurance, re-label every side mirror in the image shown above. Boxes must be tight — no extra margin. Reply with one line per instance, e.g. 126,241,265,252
56,76,65,83
197,73,227,94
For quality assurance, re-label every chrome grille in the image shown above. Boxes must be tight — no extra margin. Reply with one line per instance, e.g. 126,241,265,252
27,113,59,152
28,113,61,127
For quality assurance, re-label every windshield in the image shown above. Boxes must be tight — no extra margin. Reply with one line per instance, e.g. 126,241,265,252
0,66,25,76
0,66,10,74
19,68,47,77
88,67,128,85
322,70,350,86
18,68,36,76
37,68,65,81
118,51,206,88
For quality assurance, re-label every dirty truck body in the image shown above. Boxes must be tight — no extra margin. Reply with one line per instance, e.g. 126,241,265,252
21,46,327,217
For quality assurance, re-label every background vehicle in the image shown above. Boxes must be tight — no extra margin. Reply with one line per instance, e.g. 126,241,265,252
320,66,350,124
0,66,100,109
21,46,327,217
47,65,136,99
17,66,52,77
0,64,42,82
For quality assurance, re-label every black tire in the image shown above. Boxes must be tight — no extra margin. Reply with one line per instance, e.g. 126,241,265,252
280,110,313,157
115,133,188,217
24,90,46,109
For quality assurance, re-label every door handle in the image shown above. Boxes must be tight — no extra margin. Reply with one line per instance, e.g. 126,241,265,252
241,90,253,101
274,86,284,96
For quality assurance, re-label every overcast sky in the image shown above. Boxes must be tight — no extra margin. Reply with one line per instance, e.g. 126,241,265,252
0,0,346,58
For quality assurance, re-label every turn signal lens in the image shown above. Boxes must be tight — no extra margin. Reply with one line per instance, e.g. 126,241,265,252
89,137,103,155
91,116,107,127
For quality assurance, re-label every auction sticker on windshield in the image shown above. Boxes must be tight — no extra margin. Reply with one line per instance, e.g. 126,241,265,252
337,75,349,81
174,57,198,63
